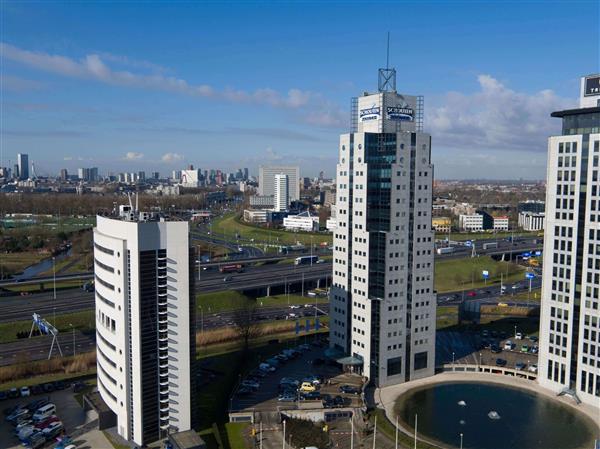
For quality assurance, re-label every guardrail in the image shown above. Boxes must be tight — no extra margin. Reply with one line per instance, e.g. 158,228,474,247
439,363,538,380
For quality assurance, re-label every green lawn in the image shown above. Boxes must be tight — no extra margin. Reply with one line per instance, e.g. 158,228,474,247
435,256,525,293
0,309,95,344
197,291,328,313
211,213,332,246
368,408,439,449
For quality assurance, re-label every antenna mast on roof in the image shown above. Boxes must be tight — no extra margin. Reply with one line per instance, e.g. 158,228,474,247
378,32,396,92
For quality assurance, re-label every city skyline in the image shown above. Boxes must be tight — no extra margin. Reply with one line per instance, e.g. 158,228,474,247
2,1,597,179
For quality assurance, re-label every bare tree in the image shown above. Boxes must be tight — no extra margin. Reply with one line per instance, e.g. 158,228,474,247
231,301,262,358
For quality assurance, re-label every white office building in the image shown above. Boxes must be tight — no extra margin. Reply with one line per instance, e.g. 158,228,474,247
259,166,300,202
519,211,545,231
180,169,201,188
493,216,509,231
538,74,600,408
93,205,196,445
274,173,289,212
459,214,483,232
283,211,319,232
329,67,436,387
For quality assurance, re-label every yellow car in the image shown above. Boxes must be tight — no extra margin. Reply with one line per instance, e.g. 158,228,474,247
497,302,508,307
299,382,316,392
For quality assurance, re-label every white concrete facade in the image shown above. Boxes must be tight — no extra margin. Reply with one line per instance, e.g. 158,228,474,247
274,173,289,212
493,216,509,231
329,88,436,388
258,166,300,201
519,212,545,231
283,211,319,231
538,75,600,408
94,214,195,445
458,214,483,231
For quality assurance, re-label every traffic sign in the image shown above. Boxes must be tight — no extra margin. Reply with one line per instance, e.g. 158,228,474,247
525,272,535,279
523,252,531,257
482,270,489,279
535,251,542,256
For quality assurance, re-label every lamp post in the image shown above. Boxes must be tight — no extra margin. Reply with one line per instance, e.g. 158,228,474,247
282,420,286,449
460,432,464,449
70,323,75,356
514,325,517,338
452,351,455,371
52,256,56,326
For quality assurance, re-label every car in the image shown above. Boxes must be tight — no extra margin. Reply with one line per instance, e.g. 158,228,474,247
299,382,316,393
280,377,299,386
53,380,66,390
26,399,49,413
339,385,361,395
467,291,476,297
481,330,489,337
41,420,63,438
515,362,527,371
241,380,259,390
528,364,538,373
333,395,347,408
0,391,6,401
529,336,539,343
18,425,39,441
35,415,59,430
503,341,514,350
14,419,33,433
298,344,310,351
42,384,54,393
303,375,322,386
19,386,31,397
278,394,296,402
521,345,529,353
515,332,523,340
300,392,322,401
495,358,507,367
249,369,266,379
490,344,502,354
7,408,30,423
289,305,301,309
31,385,43,395
8,388,20,398
531,345,539,354
223,276,232,282
4,404,22,416
72,381,86,393
26,433,46,449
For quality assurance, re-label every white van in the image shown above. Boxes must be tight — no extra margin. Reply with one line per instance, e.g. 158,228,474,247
32,403,56,422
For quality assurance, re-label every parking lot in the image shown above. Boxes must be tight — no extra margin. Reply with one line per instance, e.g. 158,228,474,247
437,330,539,373
0,382,89,449
231,340,365,415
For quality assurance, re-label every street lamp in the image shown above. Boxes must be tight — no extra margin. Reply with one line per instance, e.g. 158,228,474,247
452,352,455,371
460,433,464,449
70,323,75,357
514,325,517,338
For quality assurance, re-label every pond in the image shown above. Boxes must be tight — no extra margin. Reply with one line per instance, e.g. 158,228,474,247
396,382,598,449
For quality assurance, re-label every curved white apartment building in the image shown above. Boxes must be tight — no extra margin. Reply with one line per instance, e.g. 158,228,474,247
94,210,196,445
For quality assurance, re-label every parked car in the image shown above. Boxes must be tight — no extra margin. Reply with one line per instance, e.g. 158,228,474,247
20,387,31,397
339,385,361,395
303,375,322,386
277,394,296,402
495,358,507,367
503,341,514,350
529,336,539,343
31,385,43,395
521,345,529,353
241,380,259,390
280,378,299,387
333,395,347,408
42,384,54,393
528,364,538,373
7,408,30,423
515,362,527,371
18,425,38,441
41,420,63,438
531,345,539,354
0,391,6,401
53,380,66,390
490,344,502,354
299,382,316,393
32,403,56,422
26,398,49,412
14,419,33,433
35,415,59,430
467,291,476,297
8,388,20,398
322,394,334,408
25,432,46,449
301,391,321,400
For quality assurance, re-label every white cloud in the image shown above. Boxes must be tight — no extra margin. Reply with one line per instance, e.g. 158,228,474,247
161,152,183,163
427,74,576,153
0,42,337,120
123,151,144,160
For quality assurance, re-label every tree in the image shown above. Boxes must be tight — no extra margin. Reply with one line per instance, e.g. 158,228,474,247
232,301,262,359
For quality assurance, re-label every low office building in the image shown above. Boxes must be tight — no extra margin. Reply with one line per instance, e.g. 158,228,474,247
519,211,545,231
493,216,509,231
283,211,319,231
458,214,483,231
243,209,268,224
93,204,196,446
431,217,451,233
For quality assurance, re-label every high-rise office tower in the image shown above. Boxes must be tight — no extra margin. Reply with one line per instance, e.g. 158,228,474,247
274,173,289,212
60,169,68,181
17,153,28,180
93,205,196,445
329,66,435,387
538,74,600,406
259,165,300,201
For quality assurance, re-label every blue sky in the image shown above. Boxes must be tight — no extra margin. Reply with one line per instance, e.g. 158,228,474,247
1,1,598,179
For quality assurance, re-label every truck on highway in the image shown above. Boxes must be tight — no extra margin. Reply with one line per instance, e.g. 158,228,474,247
482,242,498,250
294,255,319,265
436,247,455,255
219,263,244,273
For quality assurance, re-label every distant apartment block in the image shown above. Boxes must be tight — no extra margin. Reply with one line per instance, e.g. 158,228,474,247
274,173,289,212
249,195,274,209
519,212,545,231
259,166,300,201
17,153,29,180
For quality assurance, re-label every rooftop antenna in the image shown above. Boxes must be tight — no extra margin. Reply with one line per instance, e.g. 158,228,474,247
378,32,396,92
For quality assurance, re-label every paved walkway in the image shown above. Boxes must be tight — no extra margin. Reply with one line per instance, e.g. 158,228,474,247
376,371,600,444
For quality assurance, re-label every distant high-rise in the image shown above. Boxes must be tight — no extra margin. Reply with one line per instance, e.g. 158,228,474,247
94,207,196,445
17,153,28,180
329,67,436,387
259,166,299,202
538,74,600,407
243,167,249,180
152,171,160,180
274,173,289,212
60,169,68,181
